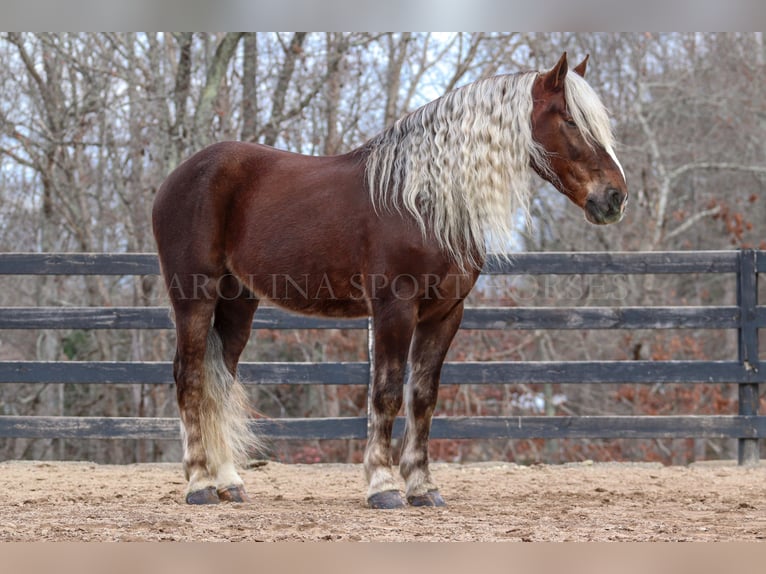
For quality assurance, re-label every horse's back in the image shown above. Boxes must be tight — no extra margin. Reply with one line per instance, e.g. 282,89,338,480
154,141,299,212
152,140,374,286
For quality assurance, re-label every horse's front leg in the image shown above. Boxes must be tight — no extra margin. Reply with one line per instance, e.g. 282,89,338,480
400,302,464,507
364,304,417,509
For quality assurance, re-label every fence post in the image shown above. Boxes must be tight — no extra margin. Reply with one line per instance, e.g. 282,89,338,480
366,316,374,440
737,249,760,465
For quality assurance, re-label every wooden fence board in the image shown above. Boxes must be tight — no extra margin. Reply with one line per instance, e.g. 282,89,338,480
0,415,763,440
0,253,159,275
459,306,741,330
428,415,766,439
439,360,764,384
0,360,761,385
0,250,742,276
0,305,744,331
0,361,369,385
483,251,740,275
757,251,766,273
0,307,368,330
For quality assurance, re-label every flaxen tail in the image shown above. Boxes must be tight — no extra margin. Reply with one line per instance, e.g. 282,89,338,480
197,328,263,473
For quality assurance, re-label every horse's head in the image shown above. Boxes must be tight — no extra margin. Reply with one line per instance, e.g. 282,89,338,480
531,53,627,225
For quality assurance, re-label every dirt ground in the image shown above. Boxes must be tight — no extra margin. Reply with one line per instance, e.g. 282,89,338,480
0,459,764,541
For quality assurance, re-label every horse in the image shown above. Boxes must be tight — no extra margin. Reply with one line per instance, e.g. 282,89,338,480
152,52,627,509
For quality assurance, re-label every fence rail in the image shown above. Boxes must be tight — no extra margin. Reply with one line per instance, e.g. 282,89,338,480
0,250,762,463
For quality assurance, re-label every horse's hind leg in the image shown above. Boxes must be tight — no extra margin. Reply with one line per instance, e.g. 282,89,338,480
172,275,259,504
209,276,261,502
364,303,417,509
400,302,465,507
173,290,220,504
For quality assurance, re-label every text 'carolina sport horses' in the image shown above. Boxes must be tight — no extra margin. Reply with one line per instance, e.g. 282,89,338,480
152,53,627,508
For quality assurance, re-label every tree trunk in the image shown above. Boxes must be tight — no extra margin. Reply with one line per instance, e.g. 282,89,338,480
241,33,259,142
261,32,307,147
192,32,245,148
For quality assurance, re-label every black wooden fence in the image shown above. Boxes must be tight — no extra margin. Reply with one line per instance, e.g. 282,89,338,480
0,250,763,464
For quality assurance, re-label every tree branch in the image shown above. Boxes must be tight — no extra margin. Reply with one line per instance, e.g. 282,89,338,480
668,162,766,183
663,205,722,242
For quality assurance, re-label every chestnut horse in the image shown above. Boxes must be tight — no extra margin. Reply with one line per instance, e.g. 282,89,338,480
152,53,627,508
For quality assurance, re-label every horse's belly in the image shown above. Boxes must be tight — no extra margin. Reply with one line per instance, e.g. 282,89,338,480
247,272,370,318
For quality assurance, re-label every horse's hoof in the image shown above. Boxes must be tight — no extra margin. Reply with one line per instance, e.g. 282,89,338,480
367,490,406,509
218,485,250,503
407,490,446,507
186,486,220,505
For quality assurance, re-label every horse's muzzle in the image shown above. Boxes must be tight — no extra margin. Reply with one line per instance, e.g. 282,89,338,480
585,187,627,225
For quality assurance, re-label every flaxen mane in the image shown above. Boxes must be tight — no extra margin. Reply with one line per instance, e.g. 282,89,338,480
365,70,621,270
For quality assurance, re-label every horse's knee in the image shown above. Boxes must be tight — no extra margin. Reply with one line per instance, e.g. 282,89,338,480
371,383,403,418
410,383,438,417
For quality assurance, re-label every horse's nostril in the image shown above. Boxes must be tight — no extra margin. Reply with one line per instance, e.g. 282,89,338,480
608,188,624,209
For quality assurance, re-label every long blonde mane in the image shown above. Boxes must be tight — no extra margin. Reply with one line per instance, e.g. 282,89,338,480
365,69,619,270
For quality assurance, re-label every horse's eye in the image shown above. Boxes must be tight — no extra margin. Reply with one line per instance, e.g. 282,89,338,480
564,117,577,128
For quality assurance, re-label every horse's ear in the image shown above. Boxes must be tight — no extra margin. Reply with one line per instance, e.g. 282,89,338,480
573,54,589,77
542,52,568,92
